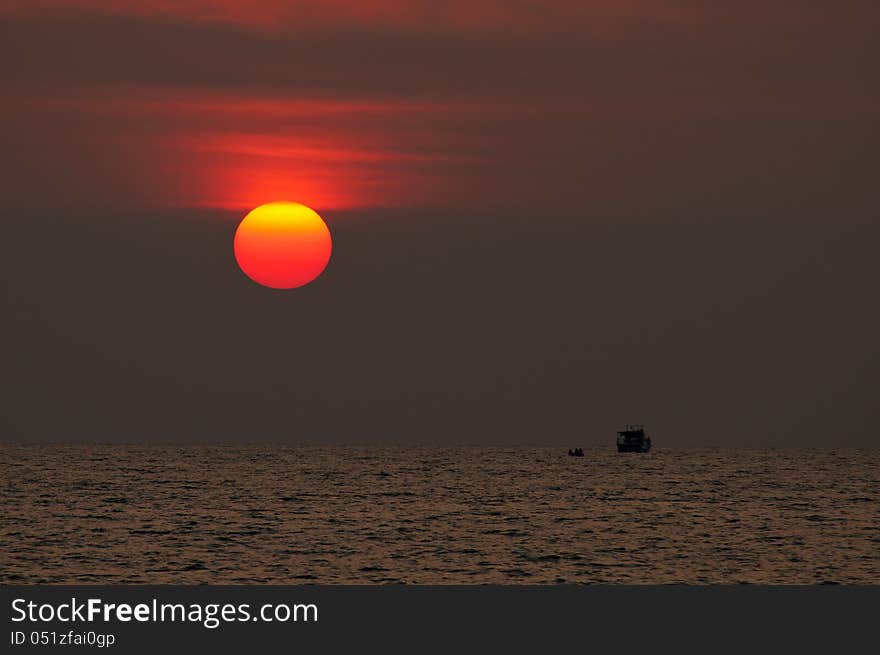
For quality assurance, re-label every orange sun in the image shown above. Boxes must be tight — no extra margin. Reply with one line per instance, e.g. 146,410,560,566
233,202,332,289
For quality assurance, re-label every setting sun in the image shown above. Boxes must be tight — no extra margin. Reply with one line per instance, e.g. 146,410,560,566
233,202,332,289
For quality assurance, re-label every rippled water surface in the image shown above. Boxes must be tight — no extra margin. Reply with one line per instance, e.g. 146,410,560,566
1,446,877,584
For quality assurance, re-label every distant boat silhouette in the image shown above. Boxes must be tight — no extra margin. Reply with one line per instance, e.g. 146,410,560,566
616,425,652,453
567,448,584,457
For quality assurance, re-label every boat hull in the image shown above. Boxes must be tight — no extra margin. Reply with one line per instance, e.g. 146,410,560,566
617,443,651,453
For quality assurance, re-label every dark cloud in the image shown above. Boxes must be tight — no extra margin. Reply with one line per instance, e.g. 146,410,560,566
3,6,878,100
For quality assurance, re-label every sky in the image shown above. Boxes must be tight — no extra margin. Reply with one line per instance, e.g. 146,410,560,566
2,1,878,446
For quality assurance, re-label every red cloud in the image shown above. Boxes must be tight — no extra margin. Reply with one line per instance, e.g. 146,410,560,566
1,1,817,33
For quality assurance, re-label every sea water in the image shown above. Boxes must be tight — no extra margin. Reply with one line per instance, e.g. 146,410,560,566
2,446,877,584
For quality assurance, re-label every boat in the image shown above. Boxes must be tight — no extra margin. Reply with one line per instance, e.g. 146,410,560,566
567,448,584,457
616,425,652,453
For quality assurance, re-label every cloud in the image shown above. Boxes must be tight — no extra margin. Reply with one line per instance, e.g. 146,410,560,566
0,1,748,33
4,2,876,101
1,2,876,212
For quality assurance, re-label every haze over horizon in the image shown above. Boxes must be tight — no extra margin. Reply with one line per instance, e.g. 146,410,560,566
2,2,878,446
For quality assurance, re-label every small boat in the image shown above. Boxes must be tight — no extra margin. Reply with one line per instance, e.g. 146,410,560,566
567,448,584,457
616,425,652,453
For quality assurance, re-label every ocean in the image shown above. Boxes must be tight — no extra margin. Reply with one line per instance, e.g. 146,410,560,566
1,446,877,584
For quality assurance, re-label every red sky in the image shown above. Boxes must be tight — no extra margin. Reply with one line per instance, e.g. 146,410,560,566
2,1,877,212
3,1,819,32
3,2,880,445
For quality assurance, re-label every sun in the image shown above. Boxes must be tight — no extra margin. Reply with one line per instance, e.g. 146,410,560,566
233,202,332,289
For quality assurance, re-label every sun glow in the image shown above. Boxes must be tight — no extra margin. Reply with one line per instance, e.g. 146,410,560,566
233,202,332,289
